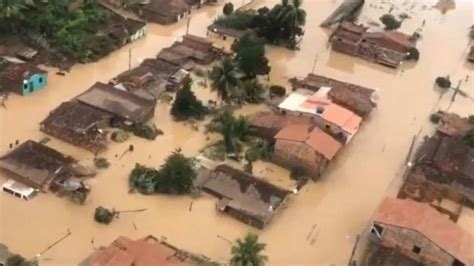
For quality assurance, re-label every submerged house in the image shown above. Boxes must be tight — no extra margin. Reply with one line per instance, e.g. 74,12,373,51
76,82,156,125
133,0,191,25
0,140,76,191
371,197,474,266
292,73,377,117
41,101,111,152
436,112,474,138
199,165,291,229
272,124,342,179
0,59,47,96
248,111,317,141
331,22,416,68
278,90,362,143
80,235,215,266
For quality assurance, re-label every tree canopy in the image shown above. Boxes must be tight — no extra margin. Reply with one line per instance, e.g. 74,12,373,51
129,150,196,194
380,14,402,30
230,233,268,266
210,58,245,102
208,111,253,154
171,78,208,121
223,2,234,15
232,32,271,77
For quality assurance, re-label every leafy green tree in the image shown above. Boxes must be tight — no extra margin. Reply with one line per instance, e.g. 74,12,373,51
223,2,234,15
406,47,420,61
210,58,244,102
155,150,196,194
94,206,115,224
208,111,252,154
435,76,451,89
276,0,306,45
380,14,402,30
232,32,271,77
230,233,268,266
468,115,474,124
94,157,110,169
5,255,37,266
171,78,208,121
243,79,265,103
464,129,474,148
0,0,25,31
129,164,160,194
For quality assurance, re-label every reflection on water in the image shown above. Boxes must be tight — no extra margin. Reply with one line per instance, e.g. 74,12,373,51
0,0,473,265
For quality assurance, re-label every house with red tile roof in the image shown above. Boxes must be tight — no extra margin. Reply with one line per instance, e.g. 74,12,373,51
0,58,47,96
278,89,362,143
80,235,217,266
272,124,342,180
371,197,474,266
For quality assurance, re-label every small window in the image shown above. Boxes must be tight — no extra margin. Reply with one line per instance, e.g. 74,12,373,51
412,245,421,254
3,187,14,195
39,77,43,83
23,84,28,90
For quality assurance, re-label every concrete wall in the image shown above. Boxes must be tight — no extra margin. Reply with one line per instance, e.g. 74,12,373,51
375,223,457,266
22,73,47,96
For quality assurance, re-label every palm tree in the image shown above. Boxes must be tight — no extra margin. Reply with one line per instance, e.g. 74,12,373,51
208,111,252,154
230,233,268,266
277,0,306,44
210,58,244,102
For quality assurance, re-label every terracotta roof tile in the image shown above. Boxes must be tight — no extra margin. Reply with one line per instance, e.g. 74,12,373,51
374,198,474,265
274,124,311,142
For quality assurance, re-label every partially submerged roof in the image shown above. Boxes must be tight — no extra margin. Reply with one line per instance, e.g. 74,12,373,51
182,34,213,45
144,0,190,15
201,165,291,226
437,112,474,137
374,197,474,265
363,31,415,51
76,82,156,123
0,140,75,189
248,111,316,139
207,23,250,39
87,236,194,266
275,125,342,160
0,61,46,88
433,136,474,181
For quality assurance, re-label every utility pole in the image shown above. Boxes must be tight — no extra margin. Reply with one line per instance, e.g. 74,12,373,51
451,79,462,102
128,48,132,70
311,53,318,74
186,15,191,35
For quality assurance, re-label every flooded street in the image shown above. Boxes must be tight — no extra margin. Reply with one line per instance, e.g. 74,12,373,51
1,0,473,265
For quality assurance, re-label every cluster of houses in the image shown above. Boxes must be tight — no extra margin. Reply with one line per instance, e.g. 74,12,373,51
41,34,219,152
0,34,220,204
195,74,377,229
330,22,418,68
106,0,218,25
79,235,217,266
251,73,376,180
366,112,474,265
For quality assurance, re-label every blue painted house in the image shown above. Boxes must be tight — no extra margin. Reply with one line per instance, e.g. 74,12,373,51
0,60,48,96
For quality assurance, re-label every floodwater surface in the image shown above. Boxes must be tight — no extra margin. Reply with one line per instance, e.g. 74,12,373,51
0,0,473,265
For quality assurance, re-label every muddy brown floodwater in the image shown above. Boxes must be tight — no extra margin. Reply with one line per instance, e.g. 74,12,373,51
0,0,473,265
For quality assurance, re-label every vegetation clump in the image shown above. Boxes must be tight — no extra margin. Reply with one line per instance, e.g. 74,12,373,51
435,76,451,89
171,78,209,121
468,115,474,124
111,130,130,143
94,157,110,169
405,47,420,61
207,111,253,154
94,206,116,224
132,123,162,140
230,233,268,266
215,0,306,49
379,14,402,30
5,255,37,266
464,129,474,148
223,2,234,15
129,150,197,195
245,139,273,162
232,32,271,77
269,85,286,97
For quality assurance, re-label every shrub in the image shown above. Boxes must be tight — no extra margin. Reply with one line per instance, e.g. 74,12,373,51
94,206,115,224
269,85,286,97
111,130,130,143
223,2,234,15
171,78,208,121
380,14,402,30
468,115,474,124
6,255,36,266
406,47,420,61
435,76,451,89
129,164,159,194
94,157,110,169
133,124,162,140
464,129,474,148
